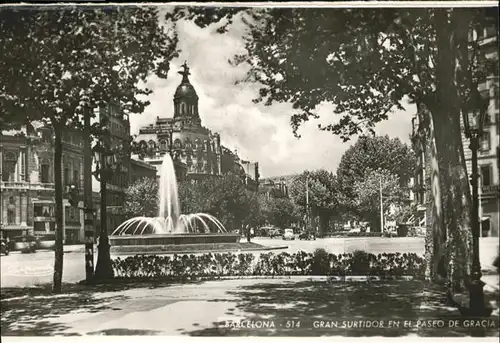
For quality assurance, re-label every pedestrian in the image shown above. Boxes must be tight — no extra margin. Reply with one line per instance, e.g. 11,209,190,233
246,224,251,243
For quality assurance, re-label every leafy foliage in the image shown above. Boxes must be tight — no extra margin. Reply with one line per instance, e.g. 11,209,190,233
337,135,415,216
124,177,159,218
288,169,341,234
178,173,259,230
353,168,408,229
166,7,498,138
258,194,300,228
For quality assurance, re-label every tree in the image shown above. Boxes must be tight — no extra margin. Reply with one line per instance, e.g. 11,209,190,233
289,170,339,236
1,7,177,292
336,135,416,222
166,7,499,291
353,168,408,231
124,177,159,218
258,194,299,229
178,174,259,231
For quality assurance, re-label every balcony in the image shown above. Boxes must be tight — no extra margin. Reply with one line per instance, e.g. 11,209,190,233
481,184,500,196
0,181,27,189
0,181,55,191
33,216,56,222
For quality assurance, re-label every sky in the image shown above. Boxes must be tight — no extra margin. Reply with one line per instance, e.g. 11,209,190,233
129,10,416,179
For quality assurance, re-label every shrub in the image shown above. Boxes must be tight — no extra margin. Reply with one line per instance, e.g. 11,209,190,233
350,250,371,275
112,251,425,280
311,248,330,275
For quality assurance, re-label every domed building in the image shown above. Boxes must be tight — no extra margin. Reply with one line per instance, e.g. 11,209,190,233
134,62,259,188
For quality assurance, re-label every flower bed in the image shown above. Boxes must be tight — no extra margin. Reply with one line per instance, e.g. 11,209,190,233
112,250,426,279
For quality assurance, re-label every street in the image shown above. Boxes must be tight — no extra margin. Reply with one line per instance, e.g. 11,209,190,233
1,237,498,289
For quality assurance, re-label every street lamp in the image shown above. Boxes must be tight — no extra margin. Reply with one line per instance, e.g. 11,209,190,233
460,85,492,317
92,140,126,281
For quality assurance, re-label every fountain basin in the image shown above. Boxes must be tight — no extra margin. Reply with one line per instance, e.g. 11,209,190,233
109,233,241,246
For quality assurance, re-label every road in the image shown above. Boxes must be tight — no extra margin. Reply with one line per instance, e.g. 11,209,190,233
1,237,498,289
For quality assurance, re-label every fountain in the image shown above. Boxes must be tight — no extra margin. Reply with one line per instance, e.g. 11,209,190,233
108,154,241,251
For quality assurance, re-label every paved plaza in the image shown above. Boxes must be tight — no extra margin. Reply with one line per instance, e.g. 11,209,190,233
1,278,499,337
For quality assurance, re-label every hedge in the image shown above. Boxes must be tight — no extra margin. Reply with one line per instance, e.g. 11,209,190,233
111,250,425,279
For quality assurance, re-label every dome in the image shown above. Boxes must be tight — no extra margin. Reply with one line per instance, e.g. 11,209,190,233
174,61,199,101
174,82,198,100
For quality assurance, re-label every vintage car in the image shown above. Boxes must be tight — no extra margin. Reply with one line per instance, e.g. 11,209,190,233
1,239,9,256
282,229,295,241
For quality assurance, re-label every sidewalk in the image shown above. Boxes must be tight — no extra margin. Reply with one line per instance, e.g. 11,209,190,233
1,278,498,337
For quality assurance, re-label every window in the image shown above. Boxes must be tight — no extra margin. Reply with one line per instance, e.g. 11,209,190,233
480,165,492,187
34,222,46,232
64,167,70,186
484,26,496,39
73,169,79,186
19,150,26,181
34,205,43,217
494,86,499,110
9,196,15,205
7,209,15,224
160,140,167,151
41,163,50,183
480,132,491,152
2,152,17,182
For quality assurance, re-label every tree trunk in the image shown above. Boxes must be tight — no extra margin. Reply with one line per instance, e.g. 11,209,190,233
52,124,64,293
318,213,329,237
429,9,473,293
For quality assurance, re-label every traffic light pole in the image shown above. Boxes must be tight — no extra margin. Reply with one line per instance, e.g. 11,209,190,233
83,112,94,282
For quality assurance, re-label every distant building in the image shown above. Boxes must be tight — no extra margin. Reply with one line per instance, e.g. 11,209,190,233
134,61,259,188
129,158,158,184
259,176,291,199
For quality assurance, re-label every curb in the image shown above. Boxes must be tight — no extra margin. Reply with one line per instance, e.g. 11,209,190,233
110,245,289,256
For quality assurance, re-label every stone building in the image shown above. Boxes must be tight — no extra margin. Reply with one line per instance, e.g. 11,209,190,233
0,104,156,243
259,177,290,199
1,123,86,242
462,25,499,237
134,62,259,187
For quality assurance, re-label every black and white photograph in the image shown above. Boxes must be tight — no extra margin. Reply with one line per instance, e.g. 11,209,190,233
0,1,499,339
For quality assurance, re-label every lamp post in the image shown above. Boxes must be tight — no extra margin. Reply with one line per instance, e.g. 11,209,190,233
379,177,384,233
461,85,492,317
92,139,125,281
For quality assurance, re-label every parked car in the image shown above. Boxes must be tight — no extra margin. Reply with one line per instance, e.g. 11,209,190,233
268,228,282,238
37,234,56,250
11,235,39,254
1,239,9,256
282,229,295,240
299,232,316,240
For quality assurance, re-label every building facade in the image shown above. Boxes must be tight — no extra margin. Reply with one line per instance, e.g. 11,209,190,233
462,26,499,237
259,177,290,199
134,62,259,187
0,108,158,243
1,123,87,242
